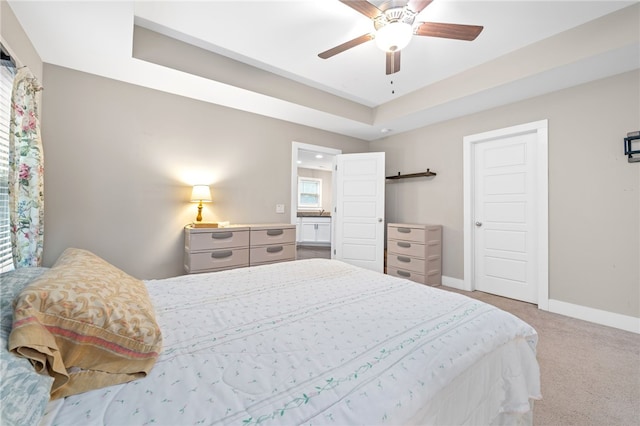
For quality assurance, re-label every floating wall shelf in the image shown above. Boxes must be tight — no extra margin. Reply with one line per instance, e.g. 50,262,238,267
386,169,437,180
624,131,640,163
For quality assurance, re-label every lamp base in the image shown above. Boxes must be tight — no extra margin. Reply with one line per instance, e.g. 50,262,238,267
191,222,219,228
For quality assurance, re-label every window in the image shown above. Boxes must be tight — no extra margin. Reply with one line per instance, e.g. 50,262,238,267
298,177,322,209
0,56,15,272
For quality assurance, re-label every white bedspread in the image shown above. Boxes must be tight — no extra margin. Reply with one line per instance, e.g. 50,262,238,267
42,259,540,425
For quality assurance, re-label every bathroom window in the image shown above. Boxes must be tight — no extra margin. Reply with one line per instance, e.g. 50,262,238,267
298,177,322,209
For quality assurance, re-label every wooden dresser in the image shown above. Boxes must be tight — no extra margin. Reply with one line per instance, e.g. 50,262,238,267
184,223,296,274
386,223,442,286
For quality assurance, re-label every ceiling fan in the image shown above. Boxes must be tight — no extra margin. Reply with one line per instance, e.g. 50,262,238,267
318,0,484,75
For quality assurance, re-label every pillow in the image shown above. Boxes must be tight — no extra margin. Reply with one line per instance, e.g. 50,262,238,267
8,248,162,399
1,267,53,426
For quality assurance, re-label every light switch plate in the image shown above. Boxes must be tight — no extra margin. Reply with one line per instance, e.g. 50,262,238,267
276,204,285,213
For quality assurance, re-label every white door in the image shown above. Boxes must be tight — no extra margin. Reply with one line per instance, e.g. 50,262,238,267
464,120,548,305
333,152,385,272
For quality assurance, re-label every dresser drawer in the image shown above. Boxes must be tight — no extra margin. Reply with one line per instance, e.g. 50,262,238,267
388,267,441,286
187,229,249,251
387,267,426,285
387,240,425,258
250,227,295,247
387,225,426,243
387,253,425,273
250,243,295,266
185,248,249,273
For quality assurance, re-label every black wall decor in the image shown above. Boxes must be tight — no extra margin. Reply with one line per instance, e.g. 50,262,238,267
624,131,640,163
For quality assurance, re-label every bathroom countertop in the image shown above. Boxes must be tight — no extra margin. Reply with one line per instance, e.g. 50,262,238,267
297,212,331,218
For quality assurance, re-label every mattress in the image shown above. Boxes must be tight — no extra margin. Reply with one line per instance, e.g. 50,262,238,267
41,259,540,425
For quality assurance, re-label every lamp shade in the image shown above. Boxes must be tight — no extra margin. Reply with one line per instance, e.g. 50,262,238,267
375,22,413,52
190,185,212,203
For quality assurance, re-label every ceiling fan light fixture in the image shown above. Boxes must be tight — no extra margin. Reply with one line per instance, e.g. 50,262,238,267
375,22,413,52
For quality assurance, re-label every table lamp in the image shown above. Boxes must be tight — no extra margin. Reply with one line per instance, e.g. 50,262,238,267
190,185,212,222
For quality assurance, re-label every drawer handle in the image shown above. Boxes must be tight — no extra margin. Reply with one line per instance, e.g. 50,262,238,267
398,227,411,233
397,242,411,248
266,246,284,253
397,270,411,278
397,256,411,263
211,250,233,259
266,229,284,236
211,232,233,240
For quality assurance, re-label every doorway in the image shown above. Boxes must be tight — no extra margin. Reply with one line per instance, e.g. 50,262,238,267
463,120,548,308
291,143,386,272
291,142,341,260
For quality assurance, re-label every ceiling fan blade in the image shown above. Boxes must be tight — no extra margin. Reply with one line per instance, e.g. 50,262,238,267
386,50,401,75
339,0,383,19
318,33,375,59
406,0,434,14
415,22,484,41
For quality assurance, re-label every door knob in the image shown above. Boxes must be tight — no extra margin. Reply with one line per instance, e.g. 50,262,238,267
475,221,483,227
378,218,383,223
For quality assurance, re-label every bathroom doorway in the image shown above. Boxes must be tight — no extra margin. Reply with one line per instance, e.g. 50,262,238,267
291,142,341,259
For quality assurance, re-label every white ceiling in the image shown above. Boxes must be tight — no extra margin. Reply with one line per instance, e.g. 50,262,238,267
6,0,639,141
298,149,335,171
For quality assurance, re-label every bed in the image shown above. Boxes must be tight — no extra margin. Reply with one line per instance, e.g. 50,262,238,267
1,248,541,425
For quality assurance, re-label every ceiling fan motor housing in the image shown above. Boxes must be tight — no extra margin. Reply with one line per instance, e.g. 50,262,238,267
374,6,418,31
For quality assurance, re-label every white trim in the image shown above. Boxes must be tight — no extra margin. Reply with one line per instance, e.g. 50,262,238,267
462,137,473,292
535,124,549,310
548,299,640,334
463,120,549,308
442,276,465,290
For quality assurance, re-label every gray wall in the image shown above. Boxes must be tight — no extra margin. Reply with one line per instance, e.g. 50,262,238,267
40,64,367,279
370,70,640,318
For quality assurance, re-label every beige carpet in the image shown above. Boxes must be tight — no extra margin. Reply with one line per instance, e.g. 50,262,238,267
442,287,640,426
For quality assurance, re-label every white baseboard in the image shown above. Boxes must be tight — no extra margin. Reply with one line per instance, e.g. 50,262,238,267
442,276,466,290
440,278,639,334
439,278,639,334
548,299,640,334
